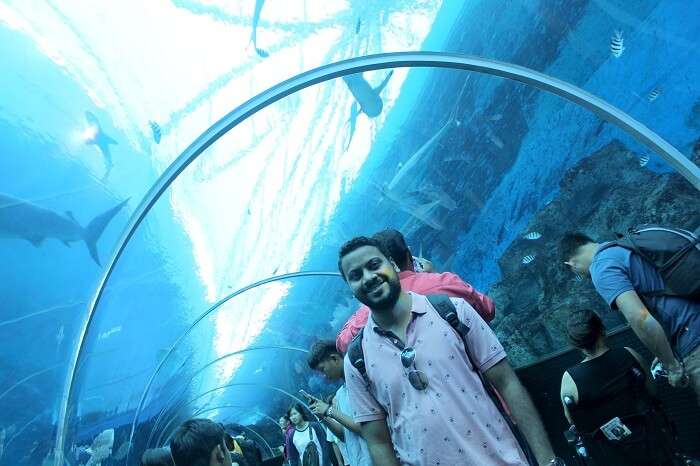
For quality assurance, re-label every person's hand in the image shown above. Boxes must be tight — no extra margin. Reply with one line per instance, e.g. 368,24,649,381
309,399,330,418
667,360,689,388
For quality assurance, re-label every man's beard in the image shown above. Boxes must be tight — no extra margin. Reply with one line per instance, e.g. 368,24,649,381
356,275,401,311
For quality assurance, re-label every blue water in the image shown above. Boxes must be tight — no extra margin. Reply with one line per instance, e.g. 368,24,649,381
0,1,698,464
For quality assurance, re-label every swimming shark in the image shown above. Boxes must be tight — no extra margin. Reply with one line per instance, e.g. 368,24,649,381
250,0,269,57
407,184,458,211
386,77,469,191
85,111,118,179
343,70,394,149
0,194,128,265
373,183,444,230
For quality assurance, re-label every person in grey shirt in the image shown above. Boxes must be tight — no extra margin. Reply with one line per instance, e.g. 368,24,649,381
560,232,700,403
306,340,371,466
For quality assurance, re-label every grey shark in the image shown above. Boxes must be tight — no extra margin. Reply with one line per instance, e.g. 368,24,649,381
0,193,128,265
372,182,444,230
85,111,118,179
386,77,469,192
343,70,393,149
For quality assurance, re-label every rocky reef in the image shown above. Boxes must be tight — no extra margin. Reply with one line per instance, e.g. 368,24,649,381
490,139,700,367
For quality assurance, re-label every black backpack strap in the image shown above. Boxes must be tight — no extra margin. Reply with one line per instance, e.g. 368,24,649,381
426,294,538,466
347,328,368,384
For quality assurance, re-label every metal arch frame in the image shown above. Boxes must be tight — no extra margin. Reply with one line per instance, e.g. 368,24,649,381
145,345,309,448
164,404,279,458
55,51,700,466
161,410,275,460
123,273,336,465
153,382,317,448
188,404,280,431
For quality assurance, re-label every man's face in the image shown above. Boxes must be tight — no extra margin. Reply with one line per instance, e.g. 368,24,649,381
278,417,289,430
564,246,592,276
341,245,401,310
316,354,343,381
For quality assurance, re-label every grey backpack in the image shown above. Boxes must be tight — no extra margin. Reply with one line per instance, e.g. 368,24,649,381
597,225,700,299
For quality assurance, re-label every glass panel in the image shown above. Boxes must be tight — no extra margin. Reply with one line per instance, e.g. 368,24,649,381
1,2,698,464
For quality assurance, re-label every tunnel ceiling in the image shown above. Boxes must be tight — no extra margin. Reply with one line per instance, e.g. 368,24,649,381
0,1,699,464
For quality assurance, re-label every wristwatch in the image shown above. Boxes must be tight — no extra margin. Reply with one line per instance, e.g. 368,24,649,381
325,406,334,418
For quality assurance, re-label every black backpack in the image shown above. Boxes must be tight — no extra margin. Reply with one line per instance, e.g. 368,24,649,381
347,294,538,466
301,426,320,466
597,225,700,299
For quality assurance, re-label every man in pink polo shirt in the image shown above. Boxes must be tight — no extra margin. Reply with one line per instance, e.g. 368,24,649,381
338,236,562,466
336,229,494,353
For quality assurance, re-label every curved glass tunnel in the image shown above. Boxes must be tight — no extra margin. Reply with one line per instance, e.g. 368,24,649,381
0,2,699,465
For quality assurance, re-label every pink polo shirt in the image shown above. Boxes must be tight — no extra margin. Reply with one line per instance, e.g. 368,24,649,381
343,293,527,466
336,270,495,353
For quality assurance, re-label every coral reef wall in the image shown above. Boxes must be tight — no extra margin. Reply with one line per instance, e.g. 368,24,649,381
490,139,700,366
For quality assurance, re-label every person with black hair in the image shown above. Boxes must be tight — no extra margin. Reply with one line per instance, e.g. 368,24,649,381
560,232,700,401
306,340,370,466
336,228,495,354
170,419,233,466
338,236,561,466
286,404,331,466
560,309,678,465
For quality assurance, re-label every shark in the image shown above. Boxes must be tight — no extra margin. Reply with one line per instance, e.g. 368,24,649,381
386,76,469,192
85,111,118,179
250,0,269,57
0,194,128,265
374,183,444,230
343,70,394,149
407,184,458,211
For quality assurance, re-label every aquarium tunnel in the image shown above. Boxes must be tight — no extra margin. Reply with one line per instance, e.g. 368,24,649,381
1,1,699,465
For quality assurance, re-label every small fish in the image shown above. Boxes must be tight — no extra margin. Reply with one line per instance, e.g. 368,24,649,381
355,18,361,34
639,154,650,167
148,120,161,144
523,232,542,240
488,133,504,149
489,114,503,121
647,87,662,102
83,428,114,466
98,325,122,340
574,272,583,282
56,325,65,346
522,254,535,265
610,30,625,58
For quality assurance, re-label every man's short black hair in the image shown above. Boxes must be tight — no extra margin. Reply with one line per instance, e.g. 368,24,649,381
559,232,596,262
373,229,411,270
308,340,341,369
337,236,392,280
170,418,225,466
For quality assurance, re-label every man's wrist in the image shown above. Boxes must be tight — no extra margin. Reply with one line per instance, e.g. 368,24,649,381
325,406,334,418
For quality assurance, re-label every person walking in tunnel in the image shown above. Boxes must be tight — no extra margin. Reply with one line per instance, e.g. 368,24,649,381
560,231,700,402
337,236,563,466
278,414,293,465
306,340,371,466
560,309,680,465
336,228,495,354
169,418,233,466
286,403,332,466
